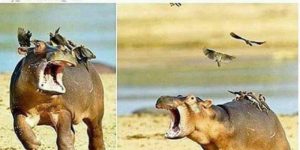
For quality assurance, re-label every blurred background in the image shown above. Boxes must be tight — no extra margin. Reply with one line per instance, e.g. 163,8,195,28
0,3,116,73
117,3,298,115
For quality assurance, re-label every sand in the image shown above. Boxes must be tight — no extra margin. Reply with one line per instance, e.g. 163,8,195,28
118,114,298,150
0,73,116,150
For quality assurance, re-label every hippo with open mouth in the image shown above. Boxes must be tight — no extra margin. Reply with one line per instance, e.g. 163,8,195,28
10,39,105,149
156,95,290,150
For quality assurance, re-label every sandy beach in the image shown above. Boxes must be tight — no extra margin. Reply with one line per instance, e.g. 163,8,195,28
0,73,116,149
118,114,297,150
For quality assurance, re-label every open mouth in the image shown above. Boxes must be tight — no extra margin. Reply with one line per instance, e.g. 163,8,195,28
166,108,182,139
38,60,73,94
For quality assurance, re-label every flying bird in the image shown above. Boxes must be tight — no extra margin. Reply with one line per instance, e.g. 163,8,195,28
230,32,265,46
17,28,32,47
203,48,235,67
49,27,72,50
170,3,181,7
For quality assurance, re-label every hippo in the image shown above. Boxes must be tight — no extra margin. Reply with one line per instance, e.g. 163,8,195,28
156,94,290,150
10,40,105,150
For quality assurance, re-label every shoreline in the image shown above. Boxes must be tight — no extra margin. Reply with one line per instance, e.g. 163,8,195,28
118,114,298,150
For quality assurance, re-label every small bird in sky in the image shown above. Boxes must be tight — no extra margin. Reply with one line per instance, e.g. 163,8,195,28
203,48,236,67
230,32,266,46
170,3,181,7
17,28,32,47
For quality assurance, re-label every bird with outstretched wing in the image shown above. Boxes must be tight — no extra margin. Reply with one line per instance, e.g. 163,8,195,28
203,48,235,67
230,32,265,46
170,3,181,7
17,28,32,47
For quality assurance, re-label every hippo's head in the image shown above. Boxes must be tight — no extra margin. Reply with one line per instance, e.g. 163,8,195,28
18,41,77,94
156,94,213,139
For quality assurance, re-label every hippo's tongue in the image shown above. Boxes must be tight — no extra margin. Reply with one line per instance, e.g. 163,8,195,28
38,61,67,94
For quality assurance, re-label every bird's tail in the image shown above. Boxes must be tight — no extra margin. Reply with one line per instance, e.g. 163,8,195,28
228,90,235,94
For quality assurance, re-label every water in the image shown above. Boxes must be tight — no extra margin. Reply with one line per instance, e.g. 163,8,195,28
118,85,298,115
118,60,298,115
0,4,115,73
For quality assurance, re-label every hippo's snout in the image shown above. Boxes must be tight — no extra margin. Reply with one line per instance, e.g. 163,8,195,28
36,49,77,94
156,96,178,109
46,49,77,67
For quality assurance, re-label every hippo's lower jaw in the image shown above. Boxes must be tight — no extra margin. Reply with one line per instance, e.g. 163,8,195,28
37,60,73,94
165,108,183,139
160,108,184,139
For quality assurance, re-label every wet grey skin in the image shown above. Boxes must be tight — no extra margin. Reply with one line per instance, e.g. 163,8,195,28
230,32,266,46
49,27,73,50
18,28,32,47
203,48,235,67
155,94,290,150
11,29,105,149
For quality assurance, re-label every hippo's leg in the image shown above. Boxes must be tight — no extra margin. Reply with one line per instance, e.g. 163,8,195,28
56,110,75,150
83,118,105,150
13,113,41,150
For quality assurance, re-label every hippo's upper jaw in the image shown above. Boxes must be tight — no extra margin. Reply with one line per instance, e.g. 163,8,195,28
156,95,196,139
37,59,74,94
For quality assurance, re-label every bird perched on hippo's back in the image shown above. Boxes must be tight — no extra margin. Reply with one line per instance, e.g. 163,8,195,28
73,45,96,63
203,48,236,67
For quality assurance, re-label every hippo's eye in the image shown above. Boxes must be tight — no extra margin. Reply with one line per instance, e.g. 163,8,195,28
191,97,194,100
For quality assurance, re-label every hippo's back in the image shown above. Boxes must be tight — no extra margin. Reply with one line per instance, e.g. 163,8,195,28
220,100,290,150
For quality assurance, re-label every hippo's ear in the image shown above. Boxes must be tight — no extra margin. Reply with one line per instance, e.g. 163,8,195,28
202,99,213,108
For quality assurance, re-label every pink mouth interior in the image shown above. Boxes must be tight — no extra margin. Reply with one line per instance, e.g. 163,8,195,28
38,61,66,94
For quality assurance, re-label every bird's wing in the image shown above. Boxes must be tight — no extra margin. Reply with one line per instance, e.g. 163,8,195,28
81,47,96,59
55,27,60,34
68,40,77,47
18,28,32,47
250,40,266,45
73,46,96,61
230,32,245,40
221,53,236,63
203,48,217,60
175,3,181,7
